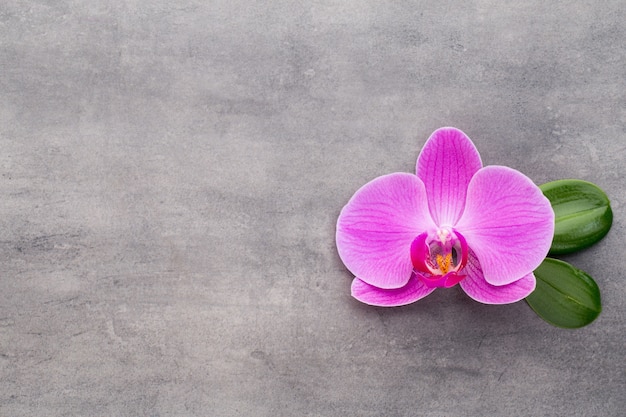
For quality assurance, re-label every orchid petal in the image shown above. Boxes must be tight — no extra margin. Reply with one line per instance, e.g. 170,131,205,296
460,250,536,304
456,166,555,286
336,173,436,289
416,127,483,226
351,276,435,307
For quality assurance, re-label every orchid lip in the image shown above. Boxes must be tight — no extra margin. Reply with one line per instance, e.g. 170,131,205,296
419,272,466,289
410,228,469,288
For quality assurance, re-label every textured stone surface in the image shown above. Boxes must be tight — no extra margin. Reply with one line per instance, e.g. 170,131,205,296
1,1,625,416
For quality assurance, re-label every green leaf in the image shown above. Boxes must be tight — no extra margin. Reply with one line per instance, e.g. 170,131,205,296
540,179,613,255
526,258,601,328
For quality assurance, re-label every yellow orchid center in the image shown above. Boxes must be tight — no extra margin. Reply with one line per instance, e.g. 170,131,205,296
410,229,469,288
436,253,453,274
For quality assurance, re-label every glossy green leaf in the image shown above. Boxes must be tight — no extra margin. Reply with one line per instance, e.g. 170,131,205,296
540,179,612,255
526,258,601,328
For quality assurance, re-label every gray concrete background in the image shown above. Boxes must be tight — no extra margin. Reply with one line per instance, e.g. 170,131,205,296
1,1,624,416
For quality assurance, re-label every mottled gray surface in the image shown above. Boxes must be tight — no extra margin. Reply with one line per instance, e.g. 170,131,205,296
1,1,625,416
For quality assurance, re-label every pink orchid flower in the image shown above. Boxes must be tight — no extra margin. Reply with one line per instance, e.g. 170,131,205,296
336,127,555,306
